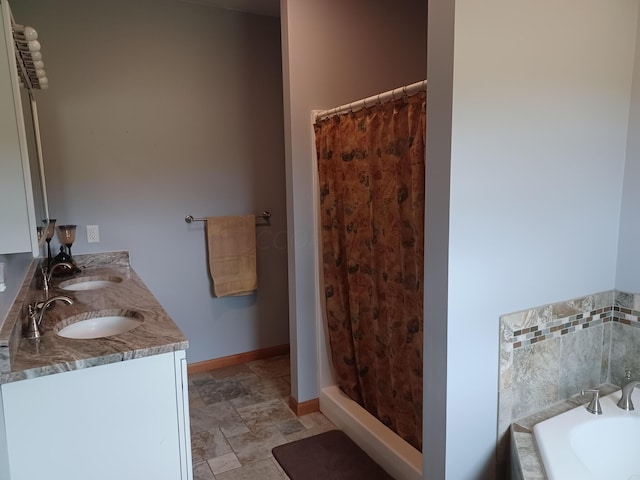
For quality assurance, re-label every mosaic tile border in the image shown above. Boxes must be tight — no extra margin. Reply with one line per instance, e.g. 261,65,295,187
507,306,640,349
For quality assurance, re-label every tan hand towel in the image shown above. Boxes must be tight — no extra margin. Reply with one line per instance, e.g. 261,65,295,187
206,215,257,297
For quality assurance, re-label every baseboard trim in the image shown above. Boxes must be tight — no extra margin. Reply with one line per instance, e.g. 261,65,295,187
289,395,320,416
187,344,290,375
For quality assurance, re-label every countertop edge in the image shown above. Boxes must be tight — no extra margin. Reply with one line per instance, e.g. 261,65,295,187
0,340,189,383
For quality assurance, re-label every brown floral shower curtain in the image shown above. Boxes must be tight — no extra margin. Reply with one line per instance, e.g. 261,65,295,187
314,91,425,451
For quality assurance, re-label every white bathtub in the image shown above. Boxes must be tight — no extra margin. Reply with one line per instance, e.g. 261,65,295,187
319,385,422,480
534,391,640,479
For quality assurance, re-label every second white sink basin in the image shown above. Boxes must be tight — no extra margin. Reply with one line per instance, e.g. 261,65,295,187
59,276,123,291
56,310,143,339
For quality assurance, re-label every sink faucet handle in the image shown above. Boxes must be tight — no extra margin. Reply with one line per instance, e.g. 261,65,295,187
24,295,73,340
581,389,603,415
40,265,50,291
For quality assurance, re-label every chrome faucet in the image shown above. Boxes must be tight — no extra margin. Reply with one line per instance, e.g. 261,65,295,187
25,295,73,339
617,369,640,411
40,262,74,291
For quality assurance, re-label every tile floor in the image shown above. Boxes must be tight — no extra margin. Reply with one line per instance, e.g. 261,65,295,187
189,354,336,480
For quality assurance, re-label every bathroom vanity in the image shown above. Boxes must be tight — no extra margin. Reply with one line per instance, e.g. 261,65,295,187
0,252,192,480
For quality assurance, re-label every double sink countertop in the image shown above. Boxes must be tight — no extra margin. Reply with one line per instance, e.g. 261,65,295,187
0,251,188,384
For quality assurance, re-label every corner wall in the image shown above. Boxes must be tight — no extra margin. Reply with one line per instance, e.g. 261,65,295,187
447,1,638,477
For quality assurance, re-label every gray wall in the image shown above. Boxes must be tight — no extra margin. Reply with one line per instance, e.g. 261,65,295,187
443,0,639,478
13,0,289,364
618,8,640,291
281,0,427,404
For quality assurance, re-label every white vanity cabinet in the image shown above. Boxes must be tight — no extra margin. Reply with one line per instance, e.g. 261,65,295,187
0,0,44,257
0,351,193,480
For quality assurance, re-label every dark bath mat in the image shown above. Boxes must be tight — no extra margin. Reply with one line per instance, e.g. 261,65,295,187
272,429,394,480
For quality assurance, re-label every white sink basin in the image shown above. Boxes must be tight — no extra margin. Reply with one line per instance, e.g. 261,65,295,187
56,311,142,339
59,276,123,291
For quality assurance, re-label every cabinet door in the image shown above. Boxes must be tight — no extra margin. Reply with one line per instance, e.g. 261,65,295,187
175,350,194,480
1,352,190,480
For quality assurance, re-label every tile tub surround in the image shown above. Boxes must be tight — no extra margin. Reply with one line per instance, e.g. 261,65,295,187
0,252,188,383
498,290,640,477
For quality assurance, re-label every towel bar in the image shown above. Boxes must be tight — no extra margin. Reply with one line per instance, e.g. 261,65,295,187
185,211,271,226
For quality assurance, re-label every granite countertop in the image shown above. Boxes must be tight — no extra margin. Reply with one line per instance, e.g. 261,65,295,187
511,383,618,479
0,252,188,384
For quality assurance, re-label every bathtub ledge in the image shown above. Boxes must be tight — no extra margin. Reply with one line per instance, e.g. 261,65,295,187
510,383,618,479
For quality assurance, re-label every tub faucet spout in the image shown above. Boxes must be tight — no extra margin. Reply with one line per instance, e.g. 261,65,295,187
617,370,640,411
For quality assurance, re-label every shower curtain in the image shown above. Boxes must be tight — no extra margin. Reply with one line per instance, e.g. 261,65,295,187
314,91,426,451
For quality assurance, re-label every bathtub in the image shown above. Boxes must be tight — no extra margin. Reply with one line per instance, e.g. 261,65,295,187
319,385,422,480
533,391,640,479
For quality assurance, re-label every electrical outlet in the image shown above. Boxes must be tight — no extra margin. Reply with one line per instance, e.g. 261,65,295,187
87,225,100,243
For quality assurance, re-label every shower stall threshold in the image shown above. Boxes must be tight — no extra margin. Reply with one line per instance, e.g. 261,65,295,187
319,385,422,480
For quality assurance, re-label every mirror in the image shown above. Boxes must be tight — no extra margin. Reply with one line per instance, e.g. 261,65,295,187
19,86,49,248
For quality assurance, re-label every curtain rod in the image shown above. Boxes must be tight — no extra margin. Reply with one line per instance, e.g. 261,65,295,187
315,79,426,121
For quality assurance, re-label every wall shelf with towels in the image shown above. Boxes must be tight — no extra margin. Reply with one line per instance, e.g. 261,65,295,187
184,211,271,226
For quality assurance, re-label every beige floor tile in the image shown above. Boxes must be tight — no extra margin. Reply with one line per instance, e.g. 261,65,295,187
191,400,250,438
215,458,288,480
191,427,233,464
298,410,334,429
207,452,242,474
226,425,288,464
193,461,216,480
283,424,337,442
235,398,296,431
